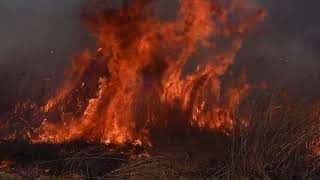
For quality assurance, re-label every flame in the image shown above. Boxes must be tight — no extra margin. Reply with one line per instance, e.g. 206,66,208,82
31,0,264,146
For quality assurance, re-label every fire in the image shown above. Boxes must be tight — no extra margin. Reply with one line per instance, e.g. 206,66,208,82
30,0,264,146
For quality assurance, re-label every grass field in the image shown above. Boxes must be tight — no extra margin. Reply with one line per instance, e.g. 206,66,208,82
1,91,320,179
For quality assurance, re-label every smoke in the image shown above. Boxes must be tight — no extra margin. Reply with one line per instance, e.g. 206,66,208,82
0,0,92,112
237,0,320,98
0,0,93,71
0,0,319,112
153,0,320,98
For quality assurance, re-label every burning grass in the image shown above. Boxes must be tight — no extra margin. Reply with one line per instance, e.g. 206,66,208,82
0,0,320,179
28,0,264,146
1,91,320,179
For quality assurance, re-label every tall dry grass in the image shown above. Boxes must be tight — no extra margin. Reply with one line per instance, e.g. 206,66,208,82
1,91,320,180
223,92,320,179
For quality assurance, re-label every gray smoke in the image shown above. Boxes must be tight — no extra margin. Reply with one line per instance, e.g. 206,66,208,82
0,0,91,111
0,0,319,111
0,0,91,74
238,0,320,98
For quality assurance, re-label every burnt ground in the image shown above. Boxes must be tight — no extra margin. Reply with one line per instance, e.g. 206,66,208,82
0,141,128,178
0,87,320,179
0,125,320,179
0,131,231,179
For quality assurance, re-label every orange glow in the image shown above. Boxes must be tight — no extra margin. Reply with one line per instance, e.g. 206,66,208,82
30,0,264,146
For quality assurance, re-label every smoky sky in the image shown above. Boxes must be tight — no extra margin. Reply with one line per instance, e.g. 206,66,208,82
0,0,320,106
0,0,92,111
239,0,320,97
0,0,91,75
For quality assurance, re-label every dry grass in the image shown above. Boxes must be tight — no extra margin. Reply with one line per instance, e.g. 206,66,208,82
223,93,320,179
1,92,320,179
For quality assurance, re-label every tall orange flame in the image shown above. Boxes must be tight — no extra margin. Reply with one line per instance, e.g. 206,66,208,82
32,0,264,146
